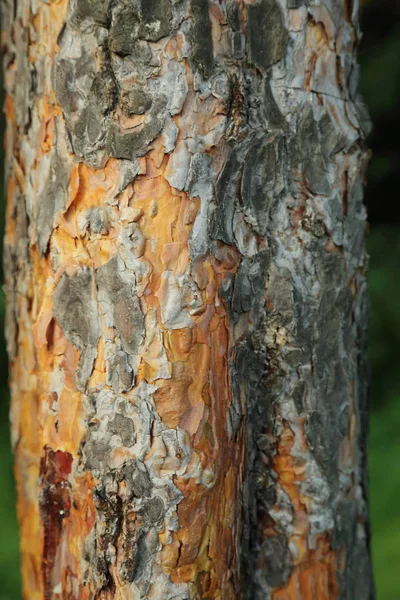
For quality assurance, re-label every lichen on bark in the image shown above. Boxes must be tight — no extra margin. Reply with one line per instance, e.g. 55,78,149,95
2,0,373,599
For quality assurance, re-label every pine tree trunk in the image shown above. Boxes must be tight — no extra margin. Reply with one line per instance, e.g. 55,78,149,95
2,0,374,598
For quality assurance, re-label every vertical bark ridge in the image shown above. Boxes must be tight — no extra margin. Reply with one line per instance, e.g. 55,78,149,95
2,0,373,599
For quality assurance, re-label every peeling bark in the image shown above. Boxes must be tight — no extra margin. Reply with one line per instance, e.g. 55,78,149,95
2,0,373,599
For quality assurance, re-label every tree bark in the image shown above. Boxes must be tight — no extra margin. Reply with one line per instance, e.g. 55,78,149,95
2,0,374,598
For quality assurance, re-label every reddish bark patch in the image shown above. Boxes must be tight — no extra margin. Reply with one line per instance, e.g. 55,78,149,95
39,446,73,599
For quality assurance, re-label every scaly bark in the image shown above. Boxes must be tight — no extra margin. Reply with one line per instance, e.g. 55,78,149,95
2,0,373,598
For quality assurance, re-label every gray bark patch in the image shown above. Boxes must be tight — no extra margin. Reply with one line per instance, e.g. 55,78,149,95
241,137,281,236
261,534,291,588
139,0,173,42
69,0,111,28
105,97,167,161
109,4,139,56
96,256,144,390
53,268,100,389
96,257,144,355
231,251,269,323
247,0,288,69
36,151,69,255
262,76,286,130
55,0,173,167
120,86,153,116
212,147,242,245
107,413,136,447
190,0,214,78
295,109,330,195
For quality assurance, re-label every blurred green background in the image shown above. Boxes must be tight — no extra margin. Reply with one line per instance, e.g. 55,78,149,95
0,1,399,598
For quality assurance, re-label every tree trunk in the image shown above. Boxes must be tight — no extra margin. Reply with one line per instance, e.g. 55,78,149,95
2,0,374,598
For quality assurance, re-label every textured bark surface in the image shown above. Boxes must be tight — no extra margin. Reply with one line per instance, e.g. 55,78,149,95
2,0,373,598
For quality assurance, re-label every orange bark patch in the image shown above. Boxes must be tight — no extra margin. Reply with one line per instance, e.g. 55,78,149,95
271,421,339,599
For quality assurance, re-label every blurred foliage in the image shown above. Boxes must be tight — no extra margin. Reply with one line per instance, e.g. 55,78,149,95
359,0,400,226
366,228,400,599
358,6,400,592
369,397,400,600
0,1,399,599
0,391,20,600
367,228,400,409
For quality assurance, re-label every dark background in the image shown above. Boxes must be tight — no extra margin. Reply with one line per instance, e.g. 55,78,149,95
0,1,399,598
